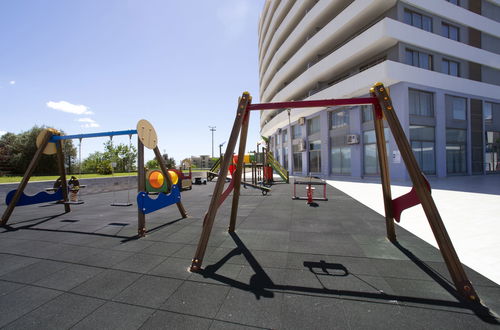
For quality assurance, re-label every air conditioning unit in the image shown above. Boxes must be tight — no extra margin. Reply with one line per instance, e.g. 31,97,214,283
298,117,306,125
298,139,306,151
346,134,360,145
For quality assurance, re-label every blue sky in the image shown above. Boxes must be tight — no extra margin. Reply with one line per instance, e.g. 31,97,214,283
0,0,265,163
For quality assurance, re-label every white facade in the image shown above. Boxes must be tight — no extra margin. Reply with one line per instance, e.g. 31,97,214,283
259,0,500,180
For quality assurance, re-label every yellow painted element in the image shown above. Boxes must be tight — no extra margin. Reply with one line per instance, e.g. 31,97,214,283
374,82,384,87
168,170,179,185
149,170,164,189
36,129,60,155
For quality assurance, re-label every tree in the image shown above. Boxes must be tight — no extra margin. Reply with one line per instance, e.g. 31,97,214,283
0,126,77,175
102,140,137,173
145,159,159,170
80,140,137,174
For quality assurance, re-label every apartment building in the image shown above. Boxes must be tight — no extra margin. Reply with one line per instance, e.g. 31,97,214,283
258,0,500,180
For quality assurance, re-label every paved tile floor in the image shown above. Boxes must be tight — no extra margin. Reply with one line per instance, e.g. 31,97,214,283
0,181,499,329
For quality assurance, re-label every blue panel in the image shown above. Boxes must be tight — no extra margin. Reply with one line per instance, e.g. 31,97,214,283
5,188,63,206
136,184,181,214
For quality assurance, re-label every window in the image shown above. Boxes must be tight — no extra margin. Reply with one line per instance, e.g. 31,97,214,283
485,131,500,172
410,126,436,174
307,116,320,135
446,129,467,174
292,125,302,139
484,102,499,123
363,129,389,175
409,89,434,117
484,102,493,122
309,140,321,173
292,143,302,172
362,105,374,122
442,22,459,41
448,95,467,120
331,145,351,175
442,59,459,76
406,49,433,70
446,0,459,5
406,48,432,70
330,108,350,128
276,133,281,145
283,129,288,143
283,146,289,170
404,9,432,32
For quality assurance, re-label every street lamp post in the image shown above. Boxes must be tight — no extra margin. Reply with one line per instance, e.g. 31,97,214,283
219,141,226,158
209,126,216,158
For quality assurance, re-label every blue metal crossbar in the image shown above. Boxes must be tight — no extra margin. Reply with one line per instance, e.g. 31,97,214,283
49,129,138,141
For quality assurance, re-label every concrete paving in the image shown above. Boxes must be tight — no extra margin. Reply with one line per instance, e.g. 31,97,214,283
327,174,500,286
0,179,499,329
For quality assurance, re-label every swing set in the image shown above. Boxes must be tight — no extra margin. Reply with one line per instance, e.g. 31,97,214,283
189,82,481,303
1,119,187,237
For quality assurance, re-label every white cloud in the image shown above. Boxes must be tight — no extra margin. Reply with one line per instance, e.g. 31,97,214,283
77,117,96,123
76,117,99,128
216,0,250,38
9,81,15,85
46,100,93,115
0,130,6,137
81,122,100,128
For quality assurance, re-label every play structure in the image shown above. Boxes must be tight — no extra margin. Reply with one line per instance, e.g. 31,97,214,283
189,83,481,303
1,119,187,236
207,154,271,196
260,136,289,185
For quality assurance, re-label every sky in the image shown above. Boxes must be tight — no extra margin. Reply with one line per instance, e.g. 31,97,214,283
0,0,266,164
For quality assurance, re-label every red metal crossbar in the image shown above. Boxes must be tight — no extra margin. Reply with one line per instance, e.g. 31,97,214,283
247,97,377,111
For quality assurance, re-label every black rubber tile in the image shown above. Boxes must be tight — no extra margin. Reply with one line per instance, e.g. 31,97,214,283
112,253,167,273
161,282,230,318
281,293,348,330
139,310,212,330
140,242,185,257
2,293,104,330
209,320,263,330
34,264,104,291
189,263,244,286
288,239,365,257
0,254,39,277
216,288,283,329
341,299,407,329
148,257,193,280
70,269,140,299
358,242,409,260
0,281,24,296
49,244,103,263
0,286,62,327
396,303,499,330
72,301,153,330
78,249,134,268
384,276,459,302
114,275,183,309
111,239,154,253
1,259,68,284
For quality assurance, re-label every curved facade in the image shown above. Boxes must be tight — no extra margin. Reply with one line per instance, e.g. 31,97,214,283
258,0,500,180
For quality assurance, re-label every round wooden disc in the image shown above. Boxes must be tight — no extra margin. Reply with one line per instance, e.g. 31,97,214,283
136,119,158,149
36,129,58,155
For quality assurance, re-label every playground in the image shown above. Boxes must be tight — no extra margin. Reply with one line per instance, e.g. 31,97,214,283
1,85,499,328
1,179,499,328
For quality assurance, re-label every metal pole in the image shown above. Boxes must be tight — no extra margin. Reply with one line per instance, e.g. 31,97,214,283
209,126,216,158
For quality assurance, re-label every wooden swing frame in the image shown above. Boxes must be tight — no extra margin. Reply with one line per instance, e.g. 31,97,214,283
189,83,480,303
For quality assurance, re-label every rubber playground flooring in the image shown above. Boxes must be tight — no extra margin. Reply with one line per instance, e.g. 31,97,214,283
0,181,499,329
